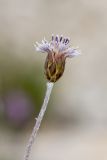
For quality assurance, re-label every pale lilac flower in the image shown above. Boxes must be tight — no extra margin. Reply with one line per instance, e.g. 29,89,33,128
35,35,80,82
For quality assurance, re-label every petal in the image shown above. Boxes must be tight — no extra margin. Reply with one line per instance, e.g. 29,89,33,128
55,35,59,43
35,41,51,53
51,34,54,41
59,35,63,42
65,48,80,58
58,43,69,52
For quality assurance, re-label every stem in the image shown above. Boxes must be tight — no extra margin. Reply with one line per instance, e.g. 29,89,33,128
24,82,54,160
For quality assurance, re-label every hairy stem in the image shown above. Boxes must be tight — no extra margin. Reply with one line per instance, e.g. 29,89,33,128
24,82,54,160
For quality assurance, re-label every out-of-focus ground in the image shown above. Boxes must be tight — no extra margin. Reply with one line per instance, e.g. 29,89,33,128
0,0,107,160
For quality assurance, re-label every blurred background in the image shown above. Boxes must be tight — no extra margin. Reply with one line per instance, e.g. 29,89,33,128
0,0,107,159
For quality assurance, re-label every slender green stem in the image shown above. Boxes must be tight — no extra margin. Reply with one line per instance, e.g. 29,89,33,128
24,82,54,160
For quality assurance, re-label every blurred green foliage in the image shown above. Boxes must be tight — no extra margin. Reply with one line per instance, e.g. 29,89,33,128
0,48,46,129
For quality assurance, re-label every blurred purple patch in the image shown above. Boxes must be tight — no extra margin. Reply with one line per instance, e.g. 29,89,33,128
4,90,34,126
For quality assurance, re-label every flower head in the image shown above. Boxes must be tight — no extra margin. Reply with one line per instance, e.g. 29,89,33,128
35,35,80,82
